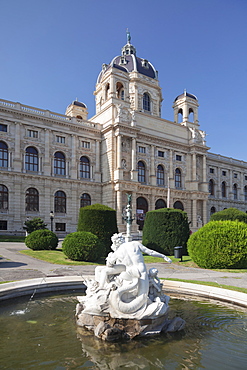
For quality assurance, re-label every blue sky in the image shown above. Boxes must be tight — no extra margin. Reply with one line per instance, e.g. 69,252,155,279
1,0,247,161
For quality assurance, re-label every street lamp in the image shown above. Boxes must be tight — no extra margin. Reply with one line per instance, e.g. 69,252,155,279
50,211,54,232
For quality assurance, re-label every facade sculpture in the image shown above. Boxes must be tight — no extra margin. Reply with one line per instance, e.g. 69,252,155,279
76,233,185,340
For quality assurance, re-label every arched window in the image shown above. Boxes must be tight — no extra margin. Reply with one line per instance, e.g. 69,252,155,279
157,165,165,186
80,156,90,179
105,83,110,100
221,181,226,198
189,108,194,122
54,152,66,176
138,161,146,183
209,179,215,196
25,146,38,172
80,193,91,208
143,93,151,112
155,199,166,209
116,82,124,100
136,196,148,230
175,168,182,188
25,187,39,212
244,186,247,201
178,108,183,123
173,201,184,210
54,190,66,213
233,183,238,200
210,206,216,215
0,141,8,167
0,184,8,210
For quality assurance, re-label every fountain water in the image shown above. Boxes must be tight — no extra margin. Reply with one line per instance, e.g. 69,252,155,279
1,292,247,369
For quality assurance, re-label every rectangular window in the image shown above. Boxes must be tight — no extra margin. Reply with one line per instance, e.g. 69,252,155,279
81,141,90,149
0,220,7,230
138,146,146,153
245,176,247,181
234,173,238,178
55,222,66,232
158,151,164,157
28,129,38,138
176,155,182,161
222,171,226,176
0,124,7,132
56,135,65,144
210,168,214,174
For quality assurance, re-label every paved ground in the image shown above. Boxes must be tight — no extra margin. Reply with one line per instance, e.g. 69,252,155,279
1,242,247,289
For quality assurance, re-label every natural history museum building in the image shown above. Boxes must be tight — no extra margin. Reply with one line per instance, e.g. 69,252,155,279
1,36,247,236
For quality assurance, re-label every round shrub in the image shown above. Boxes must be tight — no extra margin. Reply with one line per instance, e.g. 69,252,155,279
142,208,190,255
25,229,58,250
62,231,104,262
210,207,247,223
188,220,247,269
77,203,118,256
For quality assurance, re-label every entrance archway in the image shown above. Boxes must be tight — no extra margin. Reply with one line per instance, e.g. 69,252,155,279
136,196,148,230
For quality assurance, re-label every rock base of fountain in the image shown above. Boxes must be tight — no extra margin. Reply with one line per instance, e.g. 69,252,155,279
75,234,185,341
76,306,185,341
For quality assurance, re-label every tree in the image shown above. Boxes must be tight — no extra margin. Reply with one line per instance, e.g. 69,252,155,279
23,217,47,234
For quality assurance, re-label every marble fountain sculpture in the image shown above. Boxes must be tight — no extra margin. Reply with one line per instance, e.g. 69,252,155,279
76,233,185,341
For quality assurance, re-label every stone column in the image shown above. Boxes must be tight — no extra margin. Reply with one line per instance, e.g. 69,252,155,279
192,153,197,181
70,135,77,179
203,199,208,225
14,123,22,172
169,149,174,187
117,135,122,169
43,129,51,176
131,137,137,181
150,145,156,186
192,198,197,229
202,155,207,183
116,189,123,227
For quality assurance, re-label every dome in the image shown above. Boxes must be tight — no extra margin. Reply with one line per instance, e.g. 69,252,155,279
70,100,87,108
174,92,198,102
97,34,158,83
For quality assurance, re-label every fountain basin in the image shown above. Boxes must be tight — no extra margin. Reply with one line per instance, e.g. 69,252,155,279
1,276,247,308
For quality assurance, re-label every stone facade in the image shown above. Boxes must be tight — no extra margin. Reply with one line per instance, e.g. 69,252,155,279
1,38,247,235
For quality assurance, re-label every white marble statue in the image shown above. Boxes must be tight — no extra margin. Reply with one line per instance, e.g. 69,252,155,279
78,233,172,320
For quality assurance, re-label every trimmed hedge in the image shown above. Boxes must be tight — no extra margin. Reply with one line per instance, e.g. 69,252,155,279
188,220,247,269
210,207,247,223
62,231,103,262
25,229,58,250
142,208,190,255
77,203,118,256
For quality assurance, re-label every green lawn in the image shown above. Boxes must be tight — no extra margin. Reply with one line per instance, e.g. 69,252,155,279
163,278,247,294
20,248,104,265
0,235,26,242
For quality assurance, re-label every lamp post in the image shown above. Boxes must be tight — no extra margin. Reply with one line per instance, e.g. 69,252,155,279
50,211,54,232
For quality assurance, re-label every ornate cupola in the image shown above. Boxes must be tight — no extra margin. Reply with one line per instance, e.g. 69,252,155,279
66,100,88,120
93,31,162,119
173,90,199,127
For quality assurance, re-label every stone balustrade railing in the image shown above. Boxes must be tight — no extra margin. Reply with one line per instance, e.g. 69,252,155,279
0,98,97,128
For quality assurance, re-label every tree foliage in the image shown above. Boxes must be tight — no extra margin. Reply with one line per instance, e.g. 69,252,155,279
77,203,118,256
188,220,247,269
25,229,58,250
62,231,103,262
210,207,247,223
23,217,47,234
142,208,190,255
